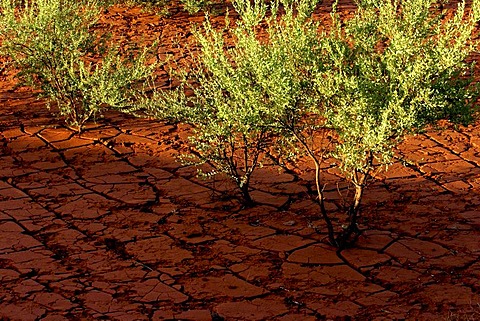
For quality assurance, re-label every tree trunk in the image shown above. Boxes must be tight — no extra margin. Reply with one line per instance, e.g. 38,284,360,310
337,180,364,249
240,181,255,207
314,161,337,247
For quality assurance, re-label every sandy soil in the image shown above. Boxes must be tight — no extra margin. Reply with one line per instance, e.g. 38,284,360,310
0,1,479,320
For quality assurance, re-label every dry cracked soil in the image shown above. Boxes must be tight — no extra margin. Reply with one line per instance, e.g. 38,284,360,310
0,1,479,320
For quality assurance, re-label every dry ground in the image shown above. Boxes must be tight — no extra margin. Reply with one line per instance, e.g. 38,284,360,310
0,1,479,320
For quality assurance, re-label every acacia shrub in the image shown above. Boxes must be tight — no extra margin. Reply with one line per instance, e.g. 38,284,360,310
0,0,156,131
115,0,216,14
143,0,319,205
300,0,480,247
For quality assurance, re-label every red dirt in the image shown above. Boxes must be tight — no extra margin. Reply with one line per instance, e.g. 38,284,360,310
1,1,479,320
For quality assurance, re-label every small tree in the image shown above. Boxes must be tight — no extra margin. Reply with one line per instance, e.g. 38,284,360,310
0,0,156,131
144,0,319,205
270,0,480,248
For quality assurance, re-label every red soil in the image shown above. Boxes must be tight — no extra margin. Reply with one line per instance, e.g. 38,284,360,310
0,1,479,320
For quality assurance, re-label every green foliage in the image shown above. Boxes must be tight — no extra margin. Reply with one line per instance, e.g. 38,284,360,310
181,0,209,14
114,0,214,14
315,0,480,179
0,0,156,130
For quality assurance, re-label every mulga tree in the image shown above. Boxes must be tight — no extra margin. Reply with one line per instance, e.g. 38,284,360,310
145,0,319,206
276,0,480,248
0,0,156,131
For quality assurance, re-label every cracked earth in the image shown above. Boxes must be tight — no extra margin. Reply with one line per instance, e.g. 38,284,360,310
1,1,480,320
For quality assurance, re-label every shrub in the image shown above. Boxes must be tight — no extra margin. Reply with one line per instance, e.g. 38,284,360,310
143,0,323,205
301,0,480,248
0,0,156,131
115,0,215,14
